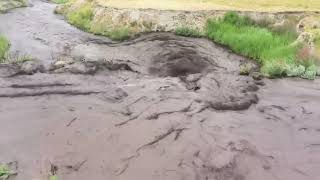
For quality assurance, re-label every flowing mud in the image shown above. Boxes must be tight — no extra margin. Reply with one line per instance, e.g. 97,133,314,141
0,1,320,180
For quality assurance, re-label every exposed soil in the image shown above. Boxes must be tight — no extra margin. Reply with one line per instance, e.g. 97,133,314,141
0,1,320,180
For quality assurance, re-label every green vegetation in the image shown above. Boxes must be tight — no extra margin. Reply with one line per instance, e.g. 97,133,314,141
206,12,317,79
64,3,132,41
0,36,9,63
52,0,69,4
0,164,14,180
108,28,131,41
67,2,93,31
175,26,203,38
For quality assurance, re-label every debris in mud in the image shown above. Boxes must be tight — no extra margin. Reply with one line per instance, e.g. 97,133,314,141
137,127,189,151
50,57,138,75
66,117,77,127
65,159,87,172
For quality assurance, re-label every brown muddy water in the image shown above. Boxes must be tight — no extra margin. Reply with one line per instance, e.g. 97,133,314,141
0,1,320,180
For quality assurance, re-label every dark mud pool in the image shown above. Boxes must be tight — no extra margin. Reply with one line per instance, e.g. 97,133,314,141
0,1,320,180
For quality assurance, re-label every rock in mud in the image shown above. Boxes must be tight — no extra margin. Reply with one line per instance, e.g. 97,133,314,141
51,61,97,75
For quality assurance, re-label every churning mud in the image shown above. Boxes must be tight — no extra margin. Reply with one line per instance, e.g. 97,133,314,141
0,1,320,180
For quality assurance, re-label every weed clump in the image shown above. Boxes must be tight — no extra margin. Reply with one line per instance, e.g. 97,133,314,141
206,11,316,79
0,36,9,62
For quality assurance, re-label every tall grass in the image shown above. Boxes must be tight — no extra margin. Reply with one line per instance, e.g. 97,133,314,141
206,12,313,78
67,3,93,31
0,36,9,62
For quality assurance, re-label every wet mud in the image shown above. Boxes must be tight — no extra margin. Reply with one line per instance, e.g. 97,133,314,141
0,1,320,180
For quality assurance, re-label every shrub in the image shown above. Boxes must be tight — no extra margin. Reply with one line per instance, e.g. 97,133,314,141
175,26,203,38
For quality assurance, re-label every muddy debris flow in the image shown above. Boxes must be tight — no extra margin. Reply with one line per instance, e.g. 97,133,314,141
1,1,320,180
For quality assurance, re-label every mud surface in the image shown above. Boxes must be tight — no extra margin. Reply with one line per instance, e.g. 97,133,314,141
1,1,320,180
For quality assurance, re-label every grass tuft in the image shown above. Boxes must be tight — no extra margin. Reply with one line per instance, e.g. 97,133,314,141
0,164,13,180
0,36,9,63
175,26,203,38
108,28,131,41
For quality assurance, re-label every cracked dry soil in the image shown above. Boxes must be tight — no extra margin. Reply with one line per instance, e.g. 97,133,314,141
1,1,320,180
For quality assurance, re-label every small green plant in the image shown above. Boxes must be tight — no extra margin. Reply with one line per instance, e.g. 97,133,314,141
0,164,15,180
175,26,203,38
0,36,9,63
67,3,93,31
108,28,131,41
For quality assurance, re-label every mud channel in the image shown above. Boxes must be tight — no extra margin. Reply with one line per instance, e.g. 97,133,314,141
0,0,320,180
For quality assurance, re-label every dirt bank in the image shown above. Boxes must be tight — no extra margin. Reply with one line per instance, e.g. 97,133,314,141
0,1,320,180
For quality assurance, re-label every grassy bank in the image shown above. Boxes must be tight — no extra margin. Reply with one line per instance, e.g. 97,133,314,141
205,12,317,79
60,2,131,41
0,36,9,62
0,0,27,13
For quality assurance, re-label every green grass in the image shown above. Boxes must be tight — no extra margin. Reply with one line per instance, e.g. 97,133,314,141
108,28,131,41
0,36,9,63
52,0,69,4
175,26,203,38
206,12,316,78
0,164,13,180
66,3,93,31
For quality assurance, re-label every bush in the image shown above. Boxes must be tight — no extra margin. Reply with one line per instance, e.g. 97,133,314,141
205,12,313,78
175,26,203,38
0,36,9,62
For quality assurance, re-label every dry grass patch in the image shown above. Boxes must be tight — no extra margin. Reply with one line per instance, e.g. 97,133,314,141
96,0,320,12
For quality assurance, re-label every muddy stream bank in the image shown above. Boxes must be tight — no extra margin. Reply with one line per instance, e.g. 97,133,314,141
0,1,320,180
